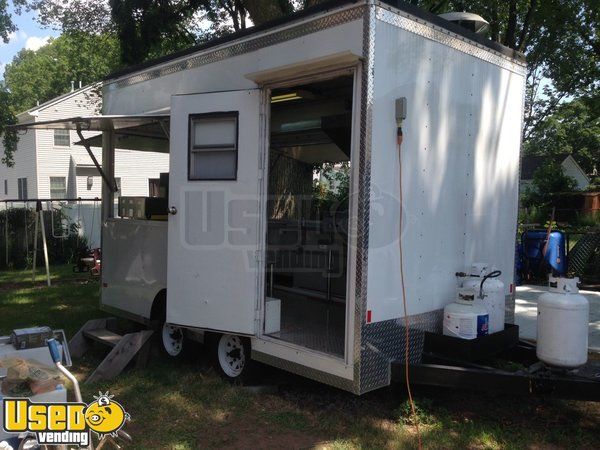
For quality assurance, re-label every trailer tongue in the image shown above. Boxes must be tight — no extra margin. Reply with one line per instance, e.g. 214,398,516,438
392,333,600,402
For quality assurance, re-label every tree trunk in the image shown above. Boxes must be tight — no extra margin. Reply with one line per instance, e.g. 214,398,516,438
268,152,314,220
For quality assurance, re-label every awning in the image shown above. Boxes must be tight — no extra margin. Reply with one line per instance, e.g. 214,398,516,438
10,114,170,153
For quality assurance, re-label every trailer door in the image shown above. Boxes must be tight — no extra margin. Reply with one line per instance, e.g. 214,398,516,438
167,90,262,335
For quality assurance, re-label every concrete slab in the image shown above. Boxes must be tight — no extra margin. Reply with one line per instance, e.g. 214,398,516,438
515,285,600,352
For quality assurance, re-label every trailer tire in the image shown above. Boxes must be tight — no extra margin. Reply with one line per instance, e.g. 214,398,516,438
161,322,186,357
208,333,254,382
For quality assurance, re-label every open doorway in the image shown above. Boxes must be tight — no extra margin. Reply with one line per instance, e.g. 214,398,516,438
264,73,354,358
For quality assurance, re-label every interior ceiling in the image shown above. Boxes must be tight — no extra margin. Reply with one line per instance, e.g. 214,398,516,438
271,76,354,104
271,75,354,163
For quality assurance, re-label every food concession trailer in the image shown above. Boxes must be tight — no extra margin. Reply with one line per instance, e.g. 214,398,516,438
13,0,527,394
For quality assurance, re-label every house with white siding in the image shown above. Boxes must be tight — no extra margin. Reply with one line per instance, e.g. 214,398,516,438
520,154,590,192
0,84,169,202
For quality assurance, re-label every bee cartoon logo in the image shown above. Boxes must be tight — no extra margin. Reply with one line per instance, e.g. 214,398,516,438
85,392,130,438
3,391,130,446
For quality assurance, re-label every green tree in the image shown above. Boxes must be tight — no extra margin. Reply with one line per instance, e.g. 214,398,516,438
4,0,598,166
16,0,599,133
524,93,600,175
0,86,18,167
522,161,579,207
4,32,120,113
1,32,120,166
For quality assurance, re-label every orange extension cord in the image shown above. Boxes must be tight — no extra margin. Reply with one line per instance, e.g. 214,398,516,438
398,129,423,450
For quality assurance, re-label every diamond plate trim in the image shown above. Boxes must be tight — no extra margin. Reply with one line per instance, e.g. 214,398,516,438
252,350,356,392
375,6,526,76
109,7,365,89
360,310,443,393
353,2,377,393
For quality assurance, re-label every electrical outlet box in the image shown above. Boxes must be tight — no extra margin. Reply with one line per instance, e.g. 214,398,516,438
395,97,407,121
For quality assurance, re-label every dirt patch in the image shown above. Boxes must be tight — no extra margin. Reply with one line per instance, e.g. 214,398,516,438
197,414,328,450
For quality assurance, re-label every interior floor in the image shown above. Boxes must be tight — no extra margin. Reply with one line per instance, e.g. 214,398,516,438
268,289,345,357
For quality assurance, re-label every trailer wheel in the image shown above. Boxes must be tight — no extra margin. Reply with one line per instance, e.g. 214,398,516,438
161,323,185,357
210,333,252,381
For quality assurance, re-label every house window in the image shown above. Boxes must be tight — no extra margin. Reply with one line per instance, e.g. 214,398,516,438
3,180,7,195
115,177,121,197
148,178,160,197
54,129,71,147
50,177,67,199
17,178,28,200
189,113,238,180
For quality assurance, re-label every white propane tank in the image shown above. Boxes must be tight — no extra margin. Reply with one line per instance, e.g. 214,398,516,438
443,288,489,340
460,263,505,334
537,276,589,368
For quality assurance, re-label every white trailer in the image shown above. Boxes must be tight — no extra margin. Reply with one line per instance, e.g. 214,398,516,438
14,0,526,394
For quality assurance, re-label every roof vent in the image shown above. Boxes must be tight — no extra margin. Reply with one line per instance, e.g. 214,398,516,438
438,12,489,34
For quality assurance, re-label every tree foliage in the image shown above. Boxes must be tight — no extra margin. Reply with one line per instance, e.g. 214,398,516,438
1,0,598,169
0,87,18,167
4,32,120,113
6,0,596,134
524,93,600,175
522,161,579,208
1,32,120,166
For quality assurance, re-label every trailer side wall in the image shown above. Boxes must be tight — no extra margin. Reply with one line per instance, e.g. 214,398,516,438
357,7,525,393
367,13,525,323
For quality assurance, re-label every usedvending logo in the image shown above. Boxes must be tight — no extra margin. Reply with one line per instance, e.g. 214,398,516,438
3,391,130,446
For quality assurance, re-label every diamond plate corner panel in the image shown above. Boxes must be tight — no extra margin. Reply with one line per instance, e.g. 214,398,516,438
375,6,526,76
359,309,443,394
110,6,365,89
352,1,377,393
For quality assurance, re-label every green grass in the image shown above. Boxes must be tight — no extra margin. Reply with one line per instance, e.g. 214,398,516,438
1,266,599,449
0,265,105,337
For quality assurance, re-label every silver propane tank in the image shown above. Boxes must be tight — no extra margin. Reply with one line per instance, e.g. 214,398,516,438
537,276,589,368
459,263,505,334
443,288,489,340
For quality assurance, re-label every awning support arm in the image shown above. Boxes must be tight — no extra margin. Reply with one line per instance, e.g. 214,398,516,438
76,124,117,193
159,120,170,139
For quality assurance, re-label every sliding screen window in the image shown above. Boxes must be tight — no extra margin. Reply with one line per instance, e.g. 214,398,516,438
188,113,238,180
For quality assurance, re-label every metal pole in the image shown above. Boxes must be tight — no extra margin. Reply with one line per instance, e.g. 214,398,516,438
4,203,8,267
32,203,39,283
39,202,51,287
24,203,29,257
101,129,116,222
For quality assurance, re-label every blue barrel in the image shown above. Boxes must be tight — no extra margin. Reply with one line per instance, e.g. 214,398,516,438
521,230,567,276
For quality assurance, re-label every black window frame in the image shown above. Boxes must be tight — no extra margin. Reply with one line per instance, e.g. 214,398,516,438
187,111,239,181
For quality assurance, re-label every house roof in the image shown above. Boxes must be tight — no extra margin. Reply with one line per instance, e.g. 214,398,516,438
71,153,100,168
18,83,100,119
521,154,573,180
105,0,525,82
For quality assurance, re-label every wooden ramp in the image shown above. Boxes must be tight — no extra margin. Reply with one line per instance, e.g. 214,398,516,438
69,318,154,384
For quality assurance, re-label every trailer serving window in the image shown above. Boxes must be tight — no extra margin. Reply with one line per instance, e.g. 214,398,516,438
188,113,238,180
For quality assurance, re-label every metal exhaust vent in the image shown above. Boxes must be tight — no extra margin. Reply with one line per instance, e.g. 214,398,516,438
438,12,490,34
